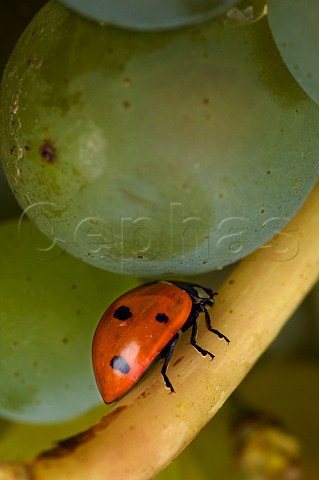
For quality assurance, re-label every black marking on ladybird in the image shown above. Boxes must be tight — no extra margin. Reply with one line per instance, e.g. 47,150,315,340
155,312,169,323
113,305,132,320
39,140,56,164
110,355,130,374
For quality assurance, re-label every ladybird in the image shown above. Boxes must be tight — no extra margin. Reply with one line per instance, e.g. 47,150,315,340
92,281,229,403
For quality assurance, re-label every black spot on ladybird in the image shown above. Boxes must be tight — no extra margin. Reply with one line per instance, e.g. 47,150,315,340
155,313,169,323
113,305,132,320
110,355,130,374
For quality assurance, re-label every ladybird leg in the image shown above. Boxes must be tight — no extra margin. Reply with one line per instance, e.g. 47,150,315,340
161,333,179,394
204,309,230,344
190,318,215,360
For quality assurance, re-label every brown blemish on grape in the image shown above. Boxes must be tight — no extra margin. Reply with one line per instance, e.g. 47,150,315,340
62,337,69,345
229,279,235,285
123,77,131,87
39,406,128,459
266,170,272,175
202,97,209,105
123,100,131,108
39,140,56,164
24,145,31,151
71,284,77,290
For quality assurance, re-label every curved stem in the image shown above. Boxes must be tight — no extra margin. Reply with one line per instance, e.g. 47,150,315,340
1,182,319,480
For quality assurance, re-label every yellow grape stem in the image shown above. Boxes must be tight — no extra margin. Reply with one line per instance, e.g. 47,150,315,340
1,181,319,480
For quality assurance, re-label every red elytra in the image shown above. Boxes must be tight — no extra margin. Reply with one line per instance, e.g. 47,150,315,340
92,281,229,404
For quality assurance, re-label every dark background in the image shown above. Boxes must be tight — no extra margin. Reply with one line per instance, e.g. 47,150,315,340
0,1,46,219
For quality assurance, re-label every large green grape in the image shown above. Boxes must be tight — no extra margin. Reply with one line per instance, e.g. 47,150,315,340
58,0,237,30
1,1,318,277
268,0,319,106
0,218,138,423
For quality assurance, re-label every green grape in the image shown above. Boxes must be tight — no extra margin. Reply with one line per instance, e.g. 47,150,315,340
0,163,21,220
58,0,237,30
268,0,319,106
1,1,319,277
0,218,139,424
